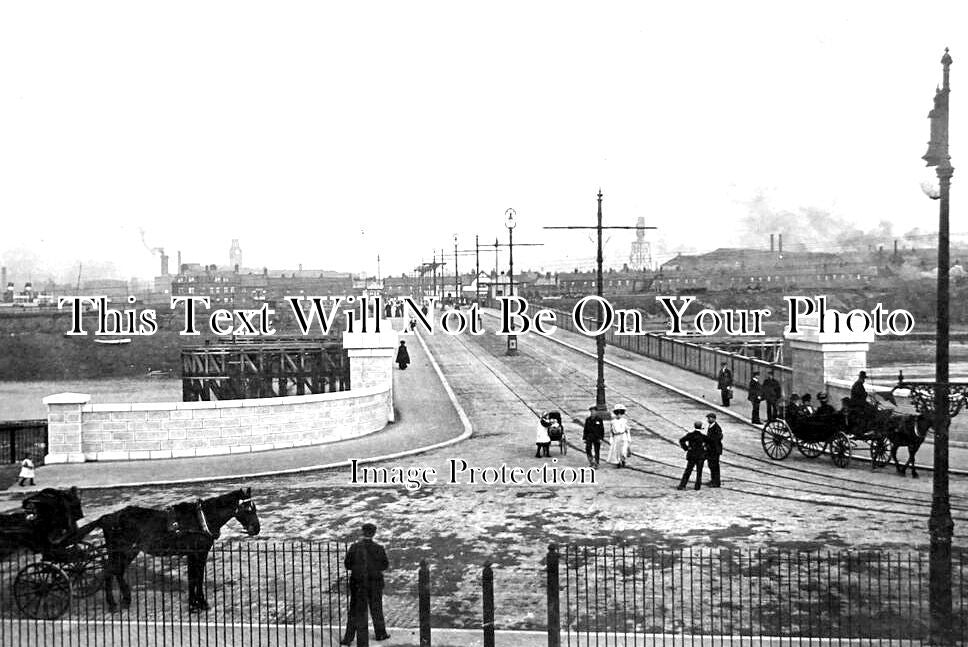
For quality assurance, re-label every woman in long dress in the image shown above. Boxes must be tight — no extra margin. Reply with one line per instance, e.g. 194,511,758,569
606,406,631,468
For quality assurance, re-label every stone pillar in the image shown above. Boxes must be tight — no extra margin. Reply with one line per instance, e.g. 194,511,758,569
43,392,90,464
342,323,398,422
784,315,875,400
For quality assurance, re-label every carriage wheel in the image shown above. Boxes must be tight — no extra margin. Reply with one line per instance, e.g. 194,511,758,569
869,436,891,469
796,437,825,458
830,432,852,468
63,542,109,598
761,420,793,460
14,562,72,620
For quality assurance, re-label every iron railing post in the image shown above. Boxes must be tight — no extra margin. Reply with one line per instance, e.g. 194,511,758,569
483,562,495,647
419,559,431,647
547,544,561,647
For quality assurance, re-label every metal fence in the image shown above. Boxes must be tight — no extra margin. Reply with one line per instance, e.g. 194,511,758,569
551,308,794,398
0,541,353,647
2,540,966,646
0,420,48,466
552,545,968,645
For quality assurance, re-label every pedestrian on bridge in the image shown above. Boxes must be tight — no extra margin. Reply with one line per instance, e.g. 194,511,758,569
716,362,733,406
395,340,410,370
583,406,605,467
677,422,707,491
704,413,723,488
748,371,762,425
606,405,631,468
762,370,782,421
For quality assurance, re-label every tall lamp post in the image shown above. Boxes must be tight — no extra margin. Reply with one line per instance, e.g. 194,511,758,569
921,48,955,646
505,208,518,356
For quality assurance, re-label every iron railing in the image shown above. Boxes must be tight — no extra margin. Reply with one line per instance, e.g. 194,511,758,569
0,420,47,466
552,544,968,645
551,308,794,398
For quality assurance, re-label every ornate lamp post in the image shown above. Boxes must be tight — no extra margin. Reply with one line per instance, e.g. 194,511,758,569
912,48,956,646
505,208,518,356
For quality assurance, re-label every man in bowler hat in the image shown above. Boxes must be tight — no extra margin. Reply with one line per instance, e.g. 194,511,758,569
705,413,723,487
762,370,782,421
678,422,707,490
583,406,605,467
748,371,762,424
341,523,390,645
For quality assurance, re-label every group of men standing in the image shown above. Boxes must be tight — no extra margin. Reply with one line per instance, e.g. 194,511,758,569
717,362,783,425
677,413,724,490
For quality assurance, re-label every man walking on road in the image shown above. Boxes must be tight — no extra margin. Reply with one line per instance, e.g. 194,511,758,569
716,362,733,406
677,422,707,491
705,413,723,487
762,370,782,421
583,405,605,467
341,523,390,646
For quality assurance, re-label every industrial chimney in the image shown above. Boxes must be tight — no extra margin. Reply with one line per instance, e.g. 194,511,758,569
160,251,169,276
778,234,783,256
177,250,182,273
770,234,774,253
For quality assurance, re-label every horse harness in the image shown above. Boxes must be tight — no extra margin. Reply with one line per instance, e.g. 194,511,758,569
164,497,255,539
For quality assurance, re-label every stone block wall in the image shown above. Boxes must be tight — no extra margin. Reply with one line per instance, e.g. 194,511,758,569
44,326,399,463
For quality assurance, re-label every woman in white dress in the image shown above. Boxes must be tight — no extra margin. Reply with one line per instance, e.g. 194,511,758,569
535,416,552,458
18,455,36,486
606,406,632,468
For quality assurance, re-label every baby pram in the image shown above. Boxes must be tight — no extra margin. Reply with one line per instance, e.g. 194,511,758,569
540,411,567,455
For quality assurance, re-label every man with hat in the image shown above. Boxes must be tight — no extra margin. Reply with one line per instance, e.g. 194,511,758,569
582,405,605,467
677,422,708,490
341,523,391,645
748,371,762,424
762,370,782,421
716,361,734,406
704,413,723,488
815,392,836,417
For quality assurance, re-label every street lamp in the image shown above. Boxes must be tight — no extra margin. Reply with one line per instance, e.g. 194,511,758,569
505,208,518,356
919,48,956,646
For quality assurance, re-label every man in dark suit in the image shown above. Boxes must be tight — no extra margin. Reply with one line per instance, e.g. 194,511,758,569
748,371,762,424
705,413,723,487
582,406,605,467
677,422,707,490
762,370,782,421
716,362,733,406
341,523,391,646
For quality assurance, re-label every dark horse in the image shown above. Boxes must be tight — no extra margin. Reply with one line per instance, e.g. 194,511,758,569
885,413,933,478
78,487,260,613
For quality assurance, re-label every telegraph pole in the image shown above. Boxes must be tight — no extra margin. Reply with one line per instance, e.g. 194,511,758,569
545,190,656,417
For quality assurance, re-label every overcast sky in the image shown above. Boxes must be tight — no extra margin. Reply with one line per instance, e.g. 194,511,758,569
1,2,967,284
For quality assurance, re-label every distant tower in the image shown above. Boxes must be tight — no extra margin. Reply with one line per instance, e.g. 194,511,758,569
229,239,242,269
629,217,653,270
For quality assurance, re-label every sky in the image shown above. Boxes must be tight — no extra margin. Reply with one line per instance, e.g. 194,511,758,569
2,2,967,285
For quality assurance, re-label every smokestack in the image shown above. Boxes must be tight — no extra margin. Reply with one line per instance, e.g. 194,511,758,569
1,267,5,293
894,240,898,257
770,234,774,252
778,234,783,256
160,252,169,276
177,250,182,273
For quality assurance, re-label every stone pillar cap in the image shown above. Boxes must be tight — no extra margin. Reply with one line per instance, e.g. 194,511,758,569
42,392,92,405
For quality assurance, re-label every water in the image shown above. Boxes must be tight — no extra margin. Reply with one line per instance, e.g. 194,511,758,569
0,378,182,421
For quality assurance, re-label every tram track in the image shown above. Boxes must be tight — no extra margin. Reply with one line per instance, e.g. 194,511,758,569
429,318,968,523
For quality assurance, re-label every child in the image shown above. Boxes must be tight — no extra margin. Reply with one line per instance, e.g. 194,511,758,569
18,456,35,487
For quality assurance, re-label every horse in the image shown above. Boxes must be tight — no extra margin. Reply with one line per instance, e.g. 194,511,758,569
78,487,260,613
884,413,933,478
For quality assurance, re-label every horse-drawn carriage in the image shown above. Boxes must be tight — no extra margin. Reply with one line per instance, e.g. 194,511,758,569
761,389,922,471
0,487,107,619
